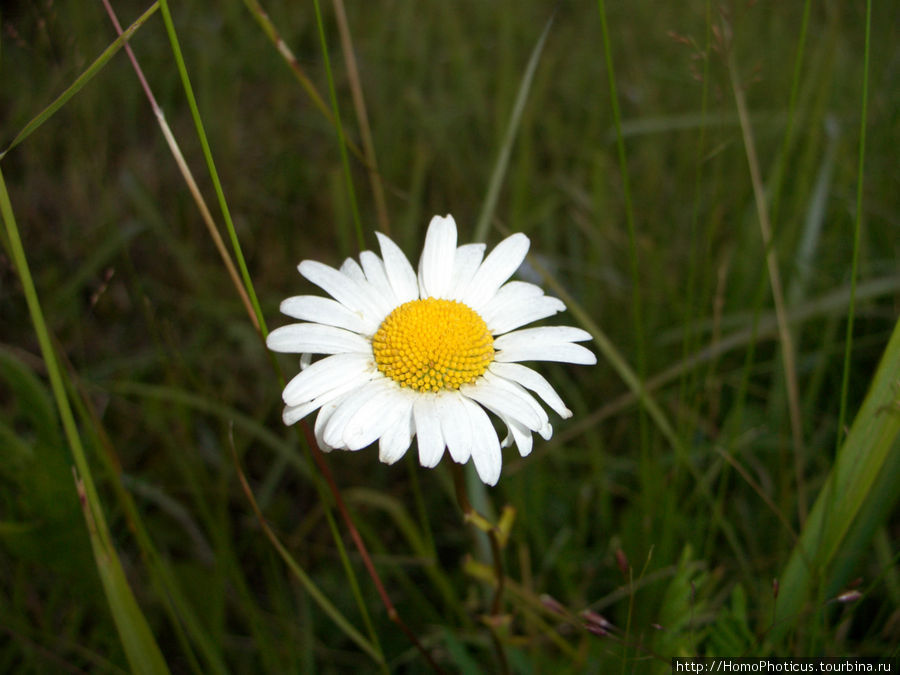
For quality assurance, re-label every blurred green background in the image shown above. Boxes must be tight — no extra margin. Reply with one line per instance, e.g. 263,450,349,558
1,0,898,672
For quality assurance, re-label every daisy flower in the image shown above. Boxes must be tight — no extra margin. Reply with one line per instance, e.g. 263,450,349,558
266,215,595,486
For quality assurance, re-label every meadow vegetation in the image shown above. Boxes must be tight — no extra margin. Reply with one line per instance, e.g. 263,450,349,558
1,0,897,672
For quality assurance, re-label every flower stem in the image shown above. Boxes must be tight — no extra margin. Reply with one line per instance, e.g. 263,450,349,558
450,463,510,674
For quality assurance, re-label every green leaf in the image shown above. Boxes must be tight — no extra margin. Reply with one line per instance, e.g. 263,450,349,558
770,317,900,644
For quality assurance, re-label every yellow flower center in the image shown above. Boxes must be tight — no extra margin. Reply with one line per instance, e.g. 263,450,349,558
372,298,494,393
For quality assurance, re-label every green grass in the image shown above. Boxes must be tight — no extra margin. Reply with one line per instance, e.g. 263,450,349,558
2,0,898,672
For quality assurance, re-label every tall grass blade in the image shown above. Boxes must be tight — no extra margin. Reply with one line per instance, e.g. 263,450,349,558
70,381,228,675
0,167,170,674
770,317,900,643
74,472,172,675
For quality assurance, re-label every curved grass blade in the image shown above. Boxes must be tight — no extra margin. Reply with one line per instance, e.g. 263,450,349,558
473,9,555,243
0,2,160,160
231,445,386,667
69,379,227,675
0,166,170,675
74,471,172,675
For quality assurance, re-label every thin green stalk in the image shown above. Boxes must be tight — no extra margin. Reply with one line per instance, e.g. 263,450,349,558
242,0,332,123
528,251,750,570
767,0,813,232
595,0,647,451
678,0,713,430
0,167,170,675
157,0,268,337
553,275,900,444
527,252,681,456
312,0,364,250
305,432,445,674
835,0,871,451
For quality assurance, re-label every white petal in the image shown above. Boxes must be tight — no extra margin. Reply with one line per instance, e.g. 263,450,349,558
280,295,369,335
484,370,551,426
436,391,472,464
360,250,397,308
494,325,592,348
538,421,553,440
483,287,566,334
376,232,419,304
284,400,319,426
322,380,388,449
283,377,360,427
501,415,533,457
418,215,457,299
488,296,566,335
461,397,502,486
493,326,597,364
282,353,373,406
495,342,597,365
299,261,365,311
267,323,372,355
340,258,392,321
413,395,445,468
339,257,366,283
378,402,414,465
488,362,572,418
481,280,543,317
314,399,340,449
461,233,530,312
298,261,383,332
461,375,545,432
315,377,395,449
342,388,411,451
449,243,485,299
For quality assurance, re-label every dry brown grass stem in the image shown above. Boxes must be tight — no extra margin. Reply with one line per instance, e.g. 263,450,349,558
728,49,807,524
332,0,391,235
100,0,258,330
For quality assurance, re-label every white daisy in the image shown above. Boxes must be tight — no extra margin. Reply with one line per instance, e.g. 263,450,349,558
267,215,596,486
